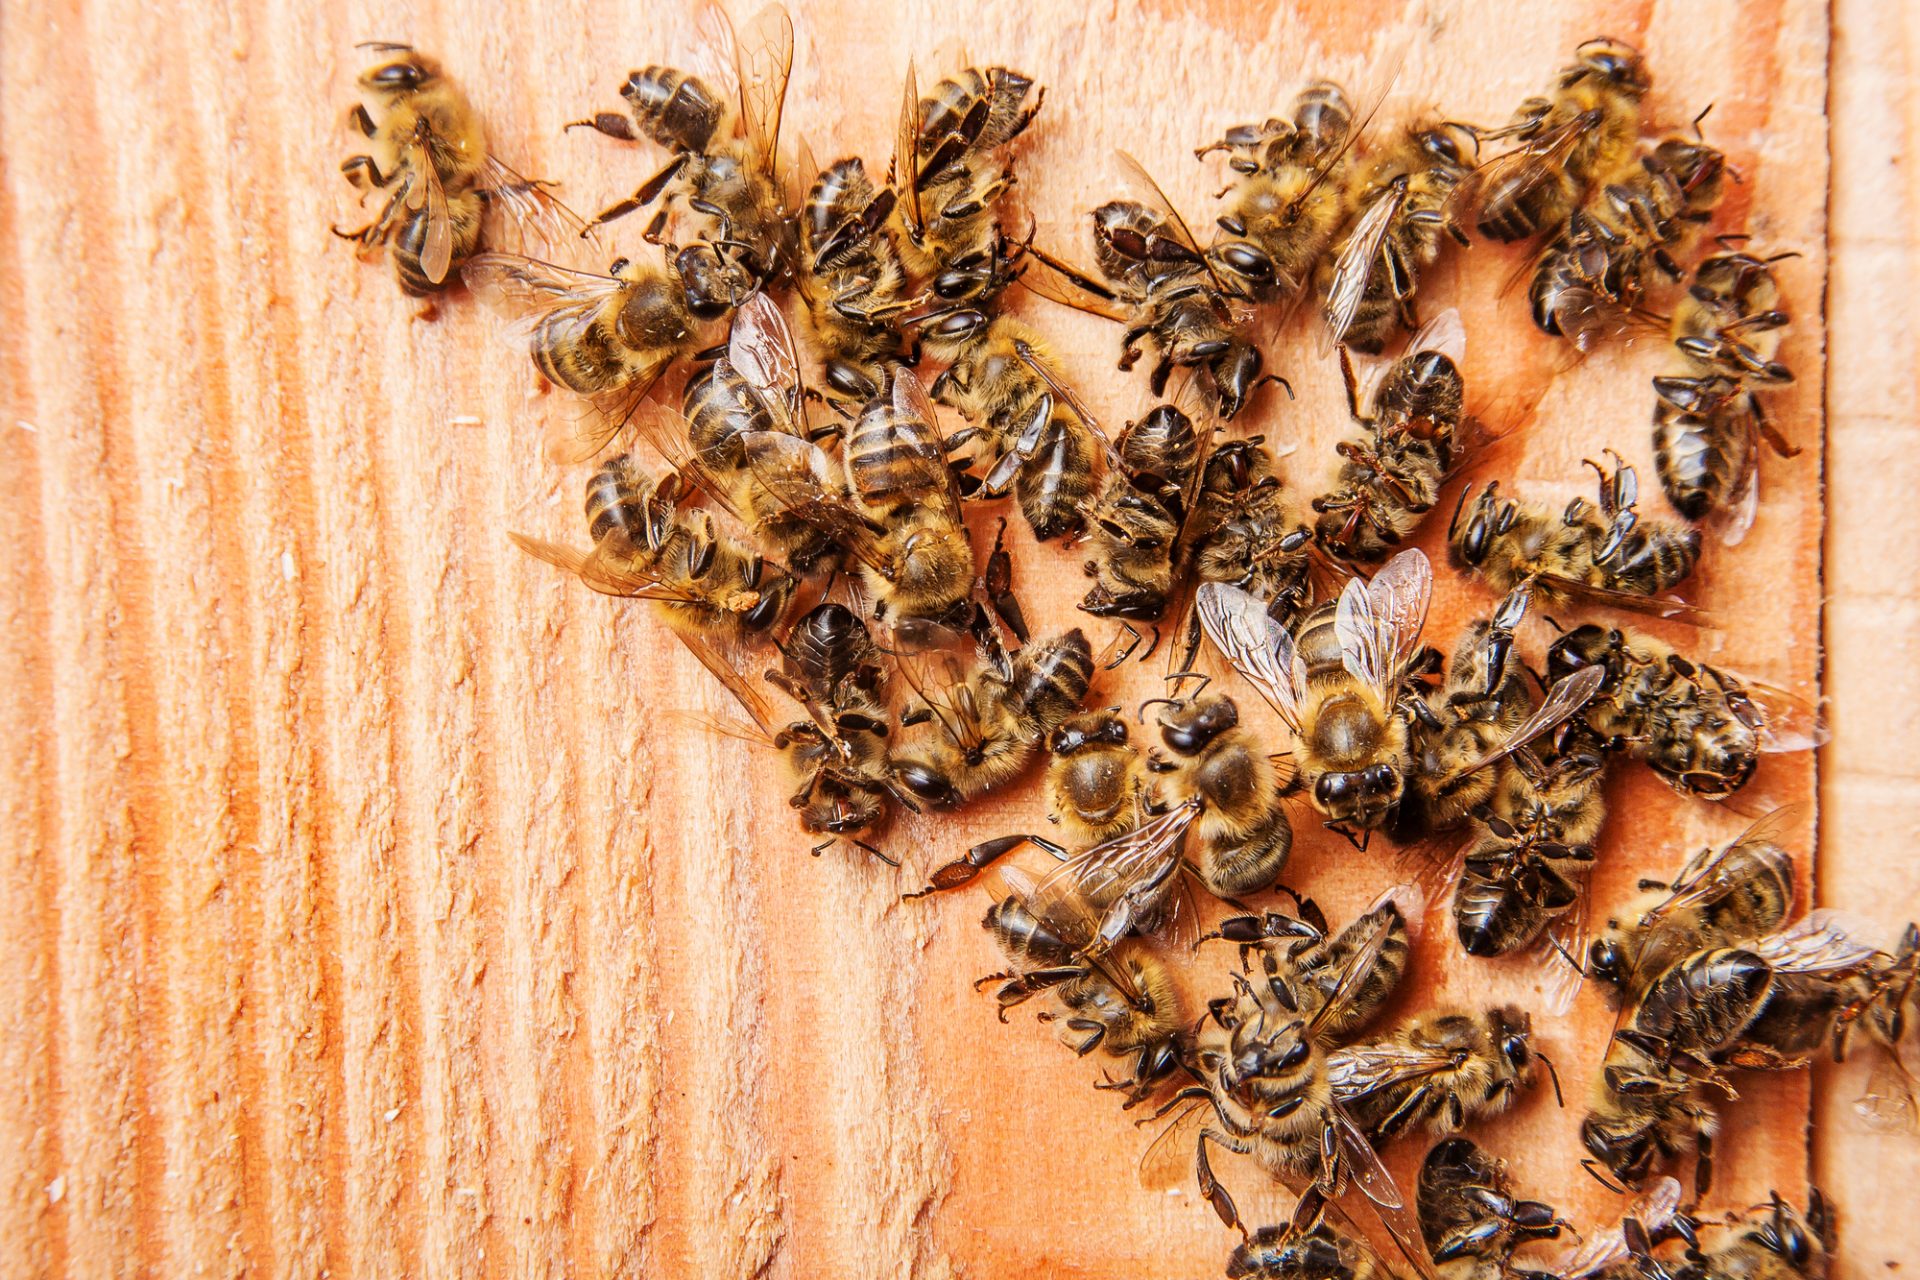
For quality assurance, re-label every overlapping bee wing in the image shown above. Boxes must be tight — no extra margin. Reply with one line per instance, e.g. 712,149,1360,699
1196,581,1308,734
1334,548,1431,700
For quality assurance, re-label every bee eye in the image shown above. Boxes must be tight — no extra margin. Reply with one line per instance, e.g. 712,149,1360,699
1365,764,1397,792
1216,243,1275,284
1314,774,1343,803
1501,1034,1530,1067
1590,940,1620,977
1280,1041,1311,1070
373,61,424,89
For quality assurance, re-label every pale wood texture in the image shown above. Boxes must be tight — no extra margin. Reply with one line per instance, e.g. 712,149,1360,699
0,0,1902,1275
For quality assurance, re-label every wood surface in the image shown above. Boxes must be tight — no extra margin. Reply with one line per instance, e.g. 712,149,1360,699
0,0,1906,1275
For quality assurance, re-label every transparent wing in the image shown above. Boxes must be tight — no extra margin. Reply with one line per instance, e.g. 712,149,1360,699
1138,1096,1210,1192
410,132,454,284
1404,304,1467,364
1330,1104,1403,1210
1540,885,1591,1016
1196,581,1307,734
1855,1051,1920,1134
894,61,925,234
508,529,711,607
1652,804,1805,920
672,622,783,737
1114,149,1234,296
1334,549,1432,700
479,156,595,254
1435,664,1605,788
883,365,966,524
1526,571,1712,623
1738,678,1830,753
1323,177,1408,353
1326,1039,1459,1101
1013,338,1120,468
1306,908,1400,1038
728,292,803,417
1753,910,1886,976
1018,245,1135,323
1022,800,1202,950
1560,1177,1684,1279
462,251,627,312
1450,112,1595,235
733,3,795,173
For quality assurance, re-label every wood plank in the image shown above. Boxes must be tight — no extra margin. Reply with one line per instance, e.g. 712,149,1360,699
0,0,1901,1274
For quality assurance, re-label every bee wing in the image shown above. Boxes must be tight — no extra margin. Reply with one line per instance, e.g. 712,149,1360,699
1022,800,1201,951
1559,1178,1685,1279
479,156,596,255
462,250,627,310
1650,804,1806,921
881,365,967,524
728,292,803,419
732,3,795,175
1306,908,1401,1039
1322,177,1409,354
670,620,784,738
1334,548,1432,701
508,529,708,605
1113,149,1236,298
1734,677,1830,753
1855,1051,1920,1134
1524,571,1712,623
1752,909,1887,976
1328,1103,1404,1212
893,61,925,235
1540,885,1592,1016
1013,338,1121,469
402,127,455,284
1449,112,1596,235
1404,304,1468,364
1326,1038,1461,1103
1435,665,1605,787
1196,581,1307,735
1018,245,1135,324
735,429,891,571
1137,1096,1211,1192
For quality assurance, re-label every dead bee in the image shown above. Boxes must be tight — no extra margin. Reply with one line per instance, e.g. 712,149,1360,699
892,62,1040,308
336,43,578,301
889,629,1094,809
1227,1219,1390,1280
1024,157,1275,419
1653,250,1800,534
1449,453,1702,616
1079,395,1206,620
1313,309,1469,565
1142,691,1294,898
1455,38,1651,243
1666,1192,1835,1280
1187,437,1316,625
796,156,920,406
1546,625,1826,800
568,3,796,314
1044,711,1147,847
1417,1138,1570,1280
1331,1006,1550,1141
922,317,1099,541
1321,120,1477,353
1530,133,1727,350
464,251,712,460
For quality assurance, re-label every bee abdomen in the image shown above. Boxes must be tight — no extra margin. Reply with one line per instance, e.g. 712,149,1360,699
1009,630,1094,736
620,66,726,152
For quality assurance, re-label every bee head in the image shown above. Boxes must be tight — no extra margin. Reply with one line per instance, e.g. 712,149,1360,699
358,47,437,98
1049,712,1129,756
1153,694,1239,756
1572,38,1650,96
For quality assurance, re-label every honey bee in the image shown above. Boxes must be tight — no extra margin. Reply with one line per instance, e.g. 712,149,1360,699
1201,80,1361,306
976,904,1182,1105
889,629,1095,809
1187,437,1316,623
1313,309,1470,565
1672,1192,1835,1280
1587,808,1801,1006
1529,134,1727,351
922,317,1098,540
1416,1138,1571,1280
336,44,580,301
510,452,794,640
1145,896,1418,1245
1321,121,1478,353
1024,157,1276,419
1456,39,1651,243
1653,251,1800,533
1141,691,1294,898
1077,397,1204,620
463,251,711,458
1227,1219,1389,1280
1448,454,1702,615
796,157,919,405
568,4,796,315
1043,711,1147,847
1207,889,1416,1040
1330,1006,1549,1141
1546,624,1827,800
892,62,1040,308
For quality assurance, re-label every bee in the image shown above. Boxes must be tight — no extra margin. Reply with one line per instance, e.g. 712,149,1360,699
1416,1138,1570,1280
1448,454,1702,615
1530,134,1728,350
1227,1220,1388,1280
1145,896,1418,1245
1673,1192,1835,1280
510,452,793,640
1313,309,1469,565
1456,39,1651,243
1024,158,1275,419
1330,1006,1549,1141
1545,624,1827,800
922,317,1099,540
1209,889,1416,1040
889,629,1095,809
1201,80,1360,305
1587,808,1801,1006
1141,691,1294,898
1078,396,1205,620
1653,251,1800,532
335,44,579,302
463,252,711,458
976,904,1183,1105
891,63,1040,308
1043,711,1147,847
1187,437,1315,620
1321,121,1478,353
568,4,795,314
796,157,919,405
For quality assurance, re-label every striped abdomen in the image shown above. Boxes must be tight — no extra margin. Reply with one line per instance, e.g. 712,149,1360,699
619,65,726,152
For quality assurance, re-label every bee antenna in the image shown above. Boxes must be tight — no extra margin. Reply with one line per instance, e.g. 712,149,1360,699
1137,696,1184,723
1165,670,1211,697
1581,1158,1628,1194
1536,1050,1566,1108
1691,102,1714,137
1448,481,1477,538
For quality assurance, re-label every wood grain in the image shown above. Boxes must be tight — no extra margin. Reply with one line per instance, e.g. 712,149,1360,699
0,0,1906,1275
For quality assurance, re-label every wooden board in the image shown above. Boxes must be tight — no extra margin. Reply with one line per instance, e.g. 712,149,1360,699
0,0,1907,1275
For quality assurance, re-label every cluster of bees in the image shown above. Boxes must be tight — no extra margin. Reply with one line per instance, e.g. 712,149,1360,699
336,15,1908,1276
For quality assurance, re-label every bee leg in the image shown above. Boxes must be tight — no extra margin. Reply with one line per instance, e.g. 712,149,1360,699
850,838,898,868
1197,1128,1250,1235
585,154,689,232
1064,1018,1106,1057
346,103,377,137
564,111,641,141
339,154,387,193
1693,1129,1715,1198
